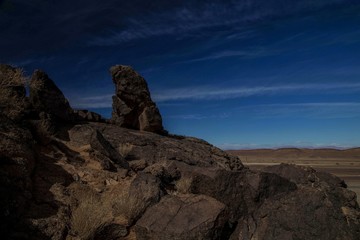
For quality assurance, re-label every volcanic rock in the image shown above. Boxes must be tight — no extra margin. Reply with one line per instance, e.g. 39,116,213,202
110,65,164,134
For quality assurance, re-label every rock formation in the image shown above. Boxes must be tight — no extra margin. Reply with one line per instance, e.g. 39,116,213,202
110,65,165,134
0,64,359,240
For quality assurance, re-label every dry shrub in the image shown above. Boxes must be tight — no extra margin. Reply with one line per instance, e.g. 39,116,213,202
0,65,28,120
0,65,27,87
112,190,147,223
111,176,162,224
175,176,193,194
70,190,112,240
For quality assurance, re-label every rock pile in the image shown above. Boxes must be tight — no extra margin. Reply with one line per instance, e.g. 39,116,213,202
0,64,359,240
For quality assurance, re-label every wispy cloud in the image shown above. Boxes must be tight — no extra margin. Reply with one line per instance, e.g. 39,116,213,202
88,0,352,46
152,82,360,102
88,5,241,46
10,56,56,67
71,94,113,109
236,102,360,119
70,82,360,108
179,48,279,63
168,113,230,120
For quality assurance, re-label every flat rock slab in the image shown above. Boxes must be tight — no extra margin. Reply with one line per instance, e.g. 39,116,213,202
135,194,227,240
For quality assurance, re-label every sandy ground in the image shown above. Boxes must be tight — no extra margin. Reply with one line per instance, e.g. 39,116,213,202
227,149,360,204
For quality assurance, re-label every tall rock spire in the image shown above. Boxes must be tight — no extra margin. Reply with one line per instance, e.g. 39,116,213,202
110,65,165,134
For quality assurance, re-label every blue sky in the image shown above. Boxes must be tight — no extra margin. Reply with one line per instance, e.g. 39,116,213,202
1,0,360,149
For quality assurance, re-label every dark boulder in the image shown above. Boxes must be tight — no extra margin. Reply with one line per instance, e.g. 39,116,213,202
110,65,164,134
136,194,227,240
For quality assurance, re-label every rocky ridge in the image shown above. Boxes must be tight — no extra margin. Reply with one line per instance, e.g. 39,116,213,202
0,64,359,240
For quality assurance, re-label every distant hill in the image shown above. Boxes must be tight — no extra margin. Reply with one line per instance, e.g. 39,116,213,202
227,147,360,160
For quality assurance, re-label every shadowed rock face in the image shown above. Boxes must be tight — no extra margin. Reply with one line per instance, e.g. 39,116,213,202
0,64,359,240
0,113,35,235
110,65,165,134
30,70,74,121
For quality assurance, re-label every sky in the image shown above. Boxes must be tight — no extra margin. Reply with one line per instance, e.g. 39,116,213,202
1,0,360,149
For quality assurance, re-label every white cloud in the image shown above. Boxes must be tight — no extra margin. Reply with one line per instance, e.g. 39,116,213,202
70,82,360,108
179,48,280,63
152,82,360,102
71,94,113,109
235,102,360,119
168,113,230,120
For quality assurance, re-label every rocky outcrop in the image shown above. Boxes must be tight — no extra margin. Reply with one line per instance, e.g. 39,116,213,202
0,64,359,240
29,70,74,121
110,65,164,134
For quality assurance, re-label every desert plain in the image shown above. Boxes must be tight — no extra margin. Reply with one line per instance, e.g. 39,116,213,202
227,148,360,203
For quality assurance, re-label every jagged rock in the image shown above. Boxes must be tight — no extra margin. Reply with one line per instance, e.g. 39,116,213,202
0,64,28,121
89,130,129,170
135,194,227,240
29,70,73,121
110,65,164,134
129,159,148,172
